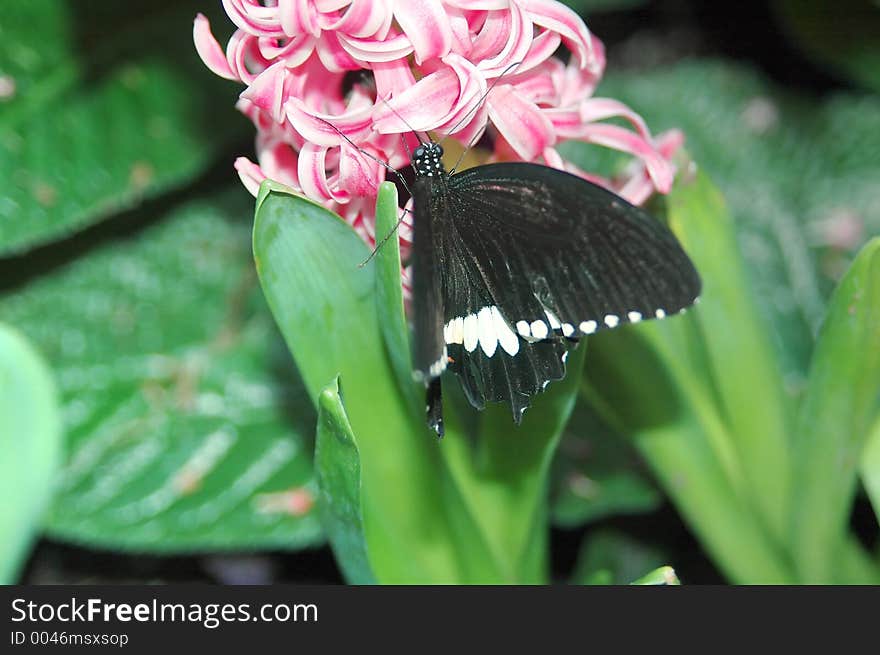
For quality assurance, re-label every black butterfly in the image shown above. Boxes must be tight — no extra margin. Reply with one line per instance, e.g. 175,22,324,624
407,141,701,436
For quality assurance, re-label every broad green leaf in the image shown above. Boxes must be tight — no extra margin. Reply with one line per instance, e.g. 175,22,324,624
564,61,880,387
571,529,667,586
0,324,61,583
774,0,880,92
861,418,880,524
437,342,588,583
373,182,419,408
0,1,247,255
315,377,376,584
0,190,322,551
668,170,791,541
582,329,793,584
631,566,681,586
254,182,466,583
551,401,661,527
791,238,880,583
257,182,589,582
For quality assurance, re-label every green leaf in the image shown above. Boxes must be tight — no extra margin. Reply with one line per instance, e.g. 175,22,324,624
582,328,793,584
631,566,681,586
791,238,880,583
315,377,376,584
256,182,588,583
373,182,418,408
0,324,62,583
551,401,661,527
861,417,880,524
571,529,667,586
0,189,322,551
254,182,466,583
0,1,248,255
668,169,792,541
438,342,588,583
774,0,880,92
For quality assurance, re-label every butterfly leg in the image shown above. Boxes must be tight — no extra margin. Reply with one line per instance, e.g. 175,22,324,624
426,378,444,438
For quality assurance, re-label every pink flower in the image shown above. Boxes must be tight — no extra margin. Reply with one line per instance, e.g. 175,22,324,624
194,0,682,271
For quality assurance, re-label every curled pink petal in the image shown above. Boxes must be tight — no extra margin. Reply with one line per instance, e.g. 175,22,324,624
234,157,267,196
240,61,288,123
393,0,454,64
520,0,598,72
445,0,510,9
317,31,362,71
222,0,285,37
580,97,652,140
193,14,238,81
487,84,556,160
298,143,336,201
338,143,385,198
226,31,270,84
372,62,465,132
576,123,673,192
337,31,414,63
328,0,393,39
278,0,321,37
286,97,375,146
372,59,418,98
257,34,316,68
199,0,684,264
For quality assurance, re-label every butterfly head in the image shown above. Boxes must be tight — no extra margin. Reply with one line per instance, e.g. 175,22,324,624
412,142,445,178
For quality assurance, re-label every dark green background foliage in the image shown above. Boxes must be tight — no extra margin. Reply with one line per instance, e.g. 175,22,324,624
1,1,877,584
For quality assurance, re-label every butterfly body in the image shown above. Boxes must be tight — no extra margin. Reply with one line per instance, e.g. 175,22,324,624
407,142,701,436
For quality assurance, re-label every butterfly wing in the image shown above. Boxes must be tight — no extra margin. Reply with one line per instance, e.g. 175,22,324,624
411,162,701,429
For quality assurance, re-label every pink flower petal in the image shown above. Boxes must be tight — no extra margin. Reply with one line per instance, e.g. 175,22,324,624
286,97,375,146
393,0,454,64
580,97,652,140
487,84,555,160
515,30,562,76
338,143,384,197
234,157,266,196
226,31,270,84
576,123,673,192
277,0,321,37
257,34,316,68
222,0,285,37
328,0,393,39
372,66,461,132
472,5,533,77
317,32,362,71
193,14,238,81
371,59,417,98
445,0,510,9
298,143,336,201
520,0,598,72
337,31,414,63
240,60,288,123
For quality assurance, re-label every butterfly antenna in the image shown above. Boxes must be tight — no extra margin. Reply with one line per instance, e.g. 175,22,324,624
311,115,414,199
440,61,523,163
358,207,411,268
375,93,428,146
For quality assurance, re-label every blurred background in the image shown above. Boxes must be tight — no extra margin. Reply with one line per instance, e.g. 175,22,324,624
1,0,878,583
